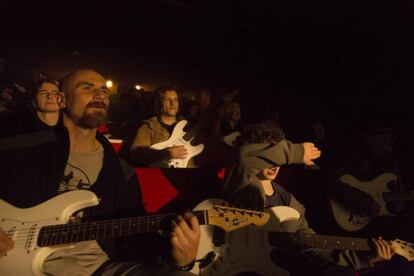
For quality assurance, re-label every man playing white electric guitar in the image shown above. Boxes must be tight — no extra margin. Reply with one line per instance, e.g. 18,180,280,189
0,70,200,275
218,121,400,276
130,87,202,168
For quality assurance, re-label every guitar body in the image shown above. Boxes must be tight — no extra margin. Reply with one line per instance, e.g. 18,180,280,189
194,206,300,276
149,120,204,168
0,190,99,276
329,173,398,232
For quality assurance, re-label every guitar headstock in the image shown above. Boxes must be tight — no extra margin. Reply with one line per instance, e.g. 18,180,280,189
391,239,414,261
207,205,269,232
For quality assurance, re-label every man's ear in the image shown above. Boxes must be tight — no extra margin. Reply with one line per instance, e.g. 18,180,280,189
57,92,66,108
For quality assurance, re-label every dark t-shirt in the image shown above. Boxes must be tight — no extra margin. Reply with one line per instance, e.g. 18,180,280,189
159,121,177,135
265,181,291,208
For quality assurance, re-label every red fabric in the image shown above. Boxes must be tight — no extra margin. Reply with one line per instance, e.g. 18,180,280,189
217,168,226,180
135,168,178,213
110,142,122,153
97,123,109,134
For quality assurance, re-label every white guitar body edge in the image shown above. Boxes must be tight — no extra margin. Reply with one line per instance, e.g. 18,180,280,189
330,173,398,232
150,120,204,168
0,190,99,276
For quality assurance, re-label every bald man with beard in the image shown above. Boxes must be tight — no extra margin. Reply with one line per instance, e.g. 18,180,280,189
0,69,200,275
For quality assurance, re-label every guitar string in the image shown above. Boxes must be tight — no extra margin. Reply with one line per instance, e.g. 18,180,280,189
5,209,265,234
10,234,396,251
7,213,264,242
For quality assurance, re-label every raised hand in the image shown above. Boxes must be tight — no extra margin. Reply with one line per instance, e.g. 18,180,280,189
302,142,322,166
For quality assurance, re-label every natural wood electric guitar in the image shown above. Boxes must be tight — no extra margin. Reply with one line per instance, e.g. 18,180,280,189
329,173,414,232
0,190,269,276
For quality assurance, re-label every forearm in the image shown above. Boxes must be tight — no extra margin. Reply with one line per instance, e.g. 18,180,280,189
224,140,304,196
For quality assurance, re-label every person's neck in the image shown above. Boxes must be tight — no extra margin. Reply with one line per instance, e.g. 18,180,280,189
261,180,275,196
159,114,177,126
63,115,100,153
36,111,59,126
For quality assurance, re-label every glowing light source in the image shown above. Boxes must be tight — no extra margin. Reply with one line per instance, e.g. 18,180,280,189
106,80,113,88
135,85,142,90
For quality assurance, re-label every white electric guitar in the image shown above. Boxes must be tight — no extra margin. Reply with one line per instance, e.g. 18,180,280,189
329,173,414,232
150,120,204,168
0,191,270,276
196,206,414,276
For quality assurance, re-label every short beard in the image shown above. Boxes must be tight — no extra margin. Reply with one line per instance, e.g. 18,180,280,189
77,110,107,129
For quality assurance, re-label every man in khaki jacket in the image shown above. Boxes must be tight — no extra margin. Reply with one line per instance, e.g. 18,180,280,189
130,87,192,167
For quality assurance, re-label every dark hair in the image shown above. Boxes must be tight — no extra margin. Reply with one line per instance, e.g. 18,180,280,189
237,120,285,145
30,78,59,99
153,86,178,115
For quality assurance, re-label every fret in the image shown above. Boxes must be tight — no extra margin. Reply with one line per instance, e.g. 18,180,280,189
62,225,69,244
295,233,371,251
383,191,414,202
52,225,60,246
75,223,80,243
95,222,100,240
118,219,122,237
111,219,115,238
269,231,371,252
90,222,96,240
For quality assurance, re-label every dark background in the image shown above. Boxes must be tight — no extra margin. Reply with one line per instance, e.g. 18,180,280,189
1,0,413,164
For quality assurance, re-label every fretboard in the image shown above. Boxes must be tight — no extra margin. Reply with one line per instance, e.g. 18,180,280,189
383,190,414,202
269,232,372,251
37,210,207,247
182,112,208,141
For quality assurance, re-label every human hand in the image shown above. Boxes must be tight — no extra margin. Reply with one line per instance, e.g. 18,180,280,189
370,236,394,263
170,212,200,267
167,146,188,159
302,142,321,166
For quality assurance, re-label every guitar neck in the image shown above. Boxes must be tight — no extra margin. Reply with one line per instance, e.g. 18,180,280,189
38,210,207,247
269,232,372,251
182,112,208,141
383,190,414,202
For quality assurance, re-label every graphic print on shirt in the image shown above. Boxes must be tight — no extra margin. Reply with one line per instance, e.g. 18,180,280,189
59,162,92,193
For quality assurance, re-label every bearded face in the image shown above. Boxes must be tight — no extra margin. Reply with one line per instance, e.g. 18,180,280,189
77,100,108,129
63,70,110,129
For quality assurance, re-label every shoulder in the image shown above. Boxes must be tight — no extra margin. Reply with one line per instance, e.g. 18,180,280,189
140,116,160,130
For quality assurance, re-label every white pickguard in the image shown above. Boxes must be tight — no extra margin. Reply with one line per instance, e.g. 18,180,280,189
150,120,204,168
329,173,398,232
0,190,99,276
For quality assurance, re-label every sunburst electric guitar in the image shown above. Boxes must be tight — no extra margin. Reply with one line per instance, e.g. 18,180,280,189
0,190,269,276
